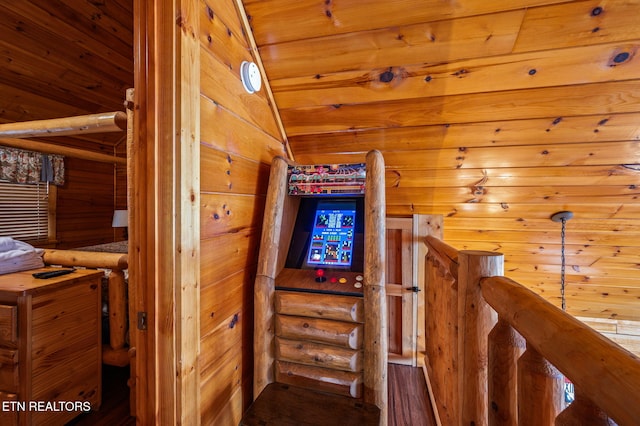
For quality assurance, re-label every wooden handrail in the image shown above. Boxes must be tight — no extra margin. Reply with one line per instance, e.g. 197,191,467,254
481,275,640,426
424,235,459,280
423,237,640,425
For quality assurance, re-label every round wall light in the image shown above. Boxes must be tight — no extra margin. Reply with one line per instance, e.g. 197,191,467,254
240,61,262,94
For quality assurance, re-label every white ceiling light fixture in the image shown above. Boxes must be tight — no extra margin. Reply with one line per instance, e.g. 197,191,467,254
240,61,262,94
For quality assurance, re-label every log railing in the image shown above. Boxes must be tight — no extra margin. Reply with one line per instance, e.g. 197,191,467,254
424,235,640,426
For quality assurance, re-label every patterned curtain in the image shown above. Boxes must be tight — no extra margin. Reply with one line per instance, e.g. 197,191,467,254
0,146,65,185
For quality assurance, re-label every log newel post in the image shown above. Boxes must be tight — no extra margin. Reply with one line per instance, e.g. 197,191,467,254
488,316,525,426
363,150,387,426
555,389,612,426
518,343,564,426
254,156,289,398
458,250,503,426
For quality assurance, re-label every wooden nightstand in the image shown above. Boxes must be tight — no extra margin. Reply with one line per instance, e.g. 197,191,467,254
0,268,102,425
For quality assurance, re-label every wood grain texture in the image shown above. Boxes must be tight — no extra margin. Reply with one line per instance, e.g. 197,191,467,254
363,150,388,422
275,360,363,398
276,337,363,372
276,291,364,322
240,382,378,426
3,0,640,423
488,318,525,426
481,275,640,426
517,345,564,426
238,0,640,329
457,251,502,425
276,314,363,349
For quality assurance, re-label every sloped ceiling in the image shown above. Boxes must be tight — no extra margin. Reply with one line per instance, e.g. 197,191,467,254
0,0,133,152
242,0,640,320
1,0,639,320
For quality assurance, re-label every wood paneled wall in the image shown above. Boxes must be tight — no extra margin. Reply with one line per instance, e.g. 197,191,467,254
243,0,640,322
198,1,286,424
56,156,125,248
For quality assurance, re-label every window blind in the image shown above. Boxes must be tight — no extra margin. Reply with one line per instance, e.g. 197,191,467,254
0,181,49,241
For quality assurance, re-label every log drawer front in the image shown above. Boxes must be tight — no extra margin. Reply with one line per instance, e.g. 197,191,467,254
0,268,103,426
274,290,365,398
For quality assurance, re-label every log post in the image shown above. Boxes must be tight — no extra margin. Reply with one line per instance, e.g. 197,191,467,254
458,250,502,426
108,270,128,350
518,343,564,426
488,317,525,426
254,156,289,398
364,149,387,425
555,389,612,426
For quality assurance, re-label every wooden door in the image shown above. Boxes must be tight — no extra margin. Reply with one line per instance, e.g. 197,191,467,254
386,217,416,365
386,215,439,366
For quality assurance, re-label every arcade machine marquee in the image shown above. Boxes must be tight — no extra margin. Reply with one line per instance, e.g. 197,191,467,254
277,162,367,296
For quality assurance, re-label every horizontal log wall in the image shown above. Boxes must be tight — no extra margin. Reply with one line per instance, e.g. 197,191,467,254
198,0,286,425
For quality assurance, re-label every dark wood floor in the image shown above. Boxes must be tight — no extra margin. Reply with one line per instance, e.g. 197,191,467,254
65,365,135,426
388,363,437,426
66,363,436,425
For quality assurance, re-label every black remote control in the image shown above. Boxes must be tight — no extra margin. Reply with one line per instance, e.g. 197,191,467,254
32,269,75,279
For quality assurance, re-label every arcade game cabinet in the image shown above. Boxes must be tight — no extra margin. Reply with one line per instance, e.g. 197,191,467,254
248,150,388,425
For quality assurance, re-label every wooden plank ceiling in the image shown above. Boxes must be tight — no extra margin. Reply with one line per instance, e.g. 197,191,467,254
0,0,133,153
0,0,638,321
242,0,640,320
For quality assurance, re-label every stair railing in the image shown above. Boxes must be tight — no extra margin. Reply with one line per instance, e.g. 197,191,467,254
423,236,640,426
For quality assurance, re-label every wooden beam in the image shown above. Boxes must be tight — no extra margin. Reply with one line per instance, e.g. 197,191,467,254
0,111,127,138
0,137,126,165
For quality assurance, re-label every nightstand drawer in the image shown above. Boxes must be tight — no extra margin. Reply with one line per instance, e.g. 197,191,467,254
0,305,17,346
0,347,19,392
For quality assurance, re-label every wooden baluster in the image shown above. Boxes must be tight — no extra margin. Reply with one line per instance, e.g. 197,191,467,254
518,343,564,425
555,388,613,425
488,317,525,426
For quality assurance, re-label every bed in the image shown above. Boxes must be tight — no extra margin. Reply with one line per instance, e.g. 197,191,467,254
1,89,136,415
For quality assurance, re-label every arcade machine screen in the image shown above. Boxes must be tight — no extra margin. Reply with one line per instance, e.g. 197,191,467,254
304,201,356,269
285,198,364,272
